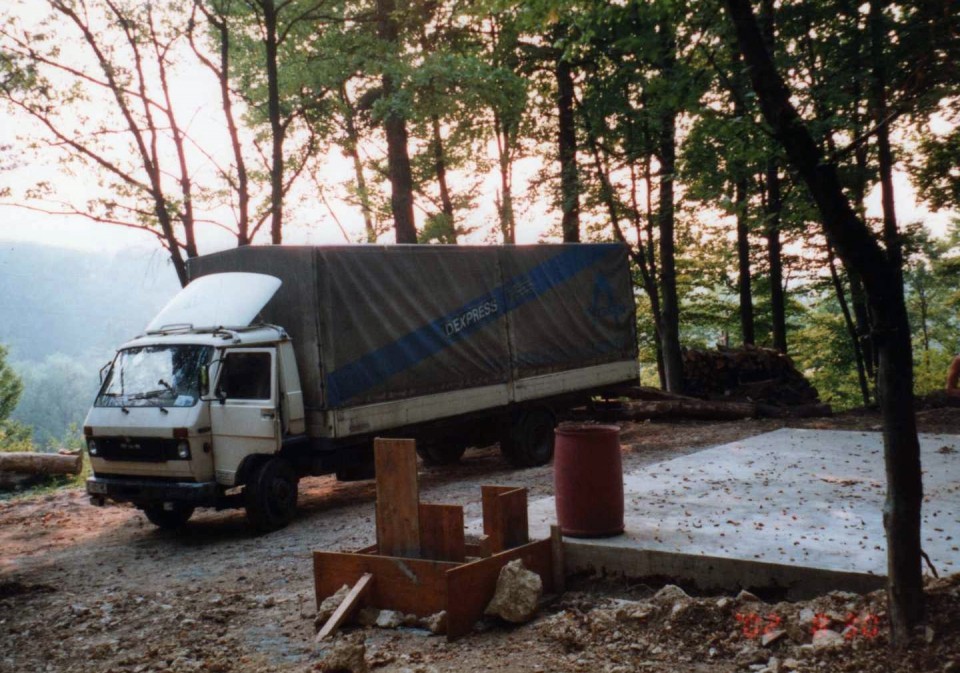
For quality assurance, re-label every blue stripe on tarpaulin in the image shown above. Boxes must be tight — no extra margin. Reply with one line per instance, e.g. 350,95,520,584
324,244,618,407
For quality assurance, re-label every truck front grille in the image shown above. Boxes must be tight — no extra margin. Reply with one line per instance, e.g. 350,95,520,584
96,437,180,462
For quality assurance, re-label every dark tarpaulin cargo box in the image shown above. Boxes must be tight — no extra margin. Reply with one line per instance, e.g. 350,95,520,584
187,244,637,412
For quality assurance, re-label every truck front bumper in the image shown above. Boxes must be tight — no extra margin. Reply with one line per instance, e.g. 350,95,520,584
87,475,220,507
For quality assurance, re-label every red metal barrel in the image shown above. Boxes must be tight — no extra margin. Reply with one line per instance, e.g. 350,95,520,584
553,423,624,537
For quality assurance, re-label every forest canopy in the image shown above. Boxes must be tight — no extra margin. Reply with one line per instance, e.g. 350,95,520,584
0,0,957,413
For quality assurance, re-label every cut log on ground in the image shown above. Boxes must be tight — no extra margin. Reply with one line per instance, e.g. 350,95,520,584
756,403,833,419
0,452,82,476
618,399,758,421
600,398,832,422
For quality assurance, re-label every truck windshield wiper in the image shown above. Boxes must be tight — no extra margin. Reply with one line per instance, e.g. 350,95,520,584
128,389,169,401
100,392,130,413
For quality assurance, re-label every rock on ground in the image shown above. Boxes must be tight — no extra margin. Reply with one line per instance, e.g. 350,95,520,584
484,559,543,624
317,634,368,673
315,585,350,629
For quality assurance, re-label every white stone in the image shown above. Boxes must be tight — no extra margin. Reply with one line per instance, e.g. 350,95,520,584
375,610,405,629
653,585,689,602
484,559,543,624
811,629,844,650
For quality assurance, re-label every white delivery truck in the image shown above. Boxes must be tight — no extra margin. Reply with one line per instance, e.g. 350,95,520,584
84,244,638,530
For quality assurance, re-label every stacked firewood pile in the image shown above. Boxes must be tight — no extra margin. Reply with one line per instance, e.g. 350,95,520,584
680,346,821,406
592,346,830,423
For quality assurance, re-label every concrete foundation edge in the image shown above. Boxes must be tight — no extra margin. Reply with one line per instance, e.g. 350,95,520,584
563,541,886,599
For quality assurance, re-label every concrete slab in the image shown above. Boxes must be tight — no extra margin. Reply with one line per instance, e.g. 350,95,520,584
519,429,959,596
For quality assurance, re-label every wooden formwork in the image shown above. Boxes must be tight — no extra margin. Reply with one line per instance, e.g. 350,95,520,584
313,438,555,641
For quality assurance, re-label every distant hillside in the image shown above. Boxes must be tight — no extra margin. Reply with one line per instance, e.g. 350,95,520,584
0,242,180,365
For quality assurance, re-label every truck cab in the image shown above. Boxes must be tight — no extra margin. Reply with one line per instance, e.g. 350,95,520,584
85,273,306,530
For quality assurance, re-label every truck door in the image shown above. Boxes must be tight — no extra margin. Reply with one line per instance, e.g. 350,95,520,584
210,348,280,485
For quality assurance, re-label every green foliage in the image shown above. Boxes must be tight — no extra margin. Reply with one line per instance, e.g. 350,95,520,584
12,354,97,448
910,130,960,212
0,342,32,452
0,344,22,421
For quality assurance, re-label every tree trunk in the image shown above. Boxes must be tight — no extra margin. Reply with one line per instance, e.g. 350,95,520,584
430,115,456,241
760,0,786,354
262,0,284,245
725,0,924,644
494,112,516,244
190,2,250,245
376,0,417,244
656,24,683,393
870,0,903,279
850,151,877,380
339,85,377,243
829,246,872,406
765,164,787,352
735,177,754,345
555,40,580,243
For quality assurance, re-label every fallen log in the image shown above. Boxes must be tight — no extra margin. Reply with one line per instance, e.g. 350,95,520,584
0,452,82,476
755,402,833,419
620,399,757,421
621,386,702,402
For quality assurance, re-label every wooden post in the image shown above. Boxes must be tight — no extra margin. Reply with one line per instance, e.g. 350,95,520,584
481,486,528,553
374,438,420,558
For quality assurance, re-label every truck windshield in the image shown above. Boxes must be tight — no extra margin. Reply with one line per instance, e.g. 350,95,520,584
96,345,213,408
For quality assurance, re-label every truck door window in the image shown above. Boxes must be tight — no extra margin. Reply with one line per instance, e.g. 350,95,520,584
218,352,272,400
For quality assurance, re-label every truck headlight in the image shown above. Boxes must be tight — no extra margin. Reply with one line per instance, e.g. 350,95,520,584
87,439,98,456
177,441,191,460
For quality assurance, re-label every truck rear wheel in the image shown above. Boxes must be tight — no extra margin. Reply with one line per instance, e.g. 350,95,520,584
142,504,194,530
244,457,299,532
416,442,466,466
501,408,556,467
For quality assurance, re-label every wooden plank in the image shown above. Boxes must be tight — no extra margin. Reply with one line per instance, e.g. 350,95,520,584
465,535,491,559
419,504,466,562
315,573,373,641
374,438,421,558
550,525,566,593
444,539,554,640
481,486,513,553
313,550,455,617
481,485,528,553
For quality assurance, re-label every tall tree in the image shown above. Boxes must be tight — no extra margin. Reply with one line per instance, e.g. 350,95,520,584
759,0,785,353
724,0,924,643
655,11,684,392
375,0,417,243
553,22,580,243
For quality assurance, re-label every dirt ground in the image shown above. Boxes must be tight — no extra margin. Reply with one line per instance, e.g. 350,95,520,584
2,410,959,673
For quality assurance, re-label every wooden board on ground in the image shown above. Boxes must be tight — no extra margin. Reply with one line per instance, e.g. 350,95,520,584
445,539,554,640
419,504,466,562
313,551,457,617
374,438,420,558
481,486,528,553
315,573,373,641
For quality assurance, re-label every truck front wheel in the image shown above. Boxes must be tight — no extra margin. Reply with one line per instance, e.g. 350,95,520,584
501,408,556,467
142,504,194,530
244,457,299,532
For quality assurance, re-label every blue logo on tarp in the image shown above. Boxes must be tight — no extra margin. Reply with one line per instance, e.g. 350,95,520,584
589,272,628,325
324,245,621,407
